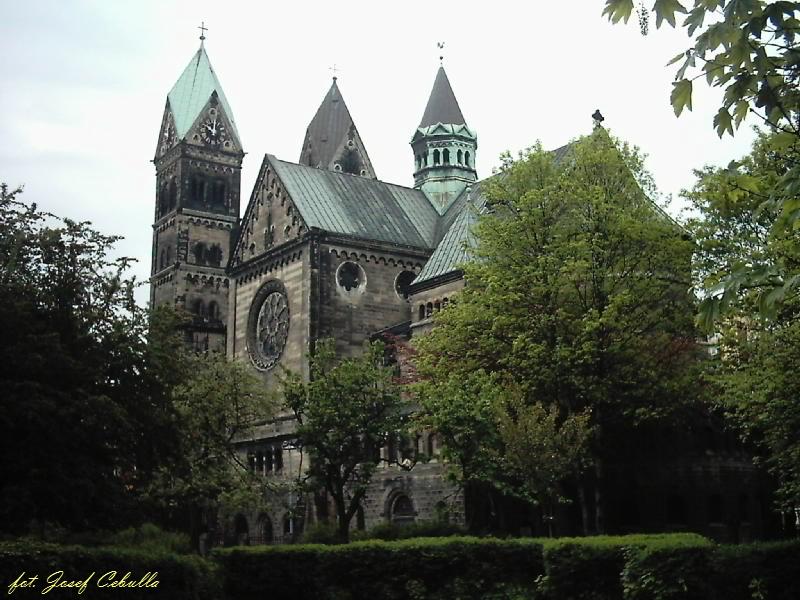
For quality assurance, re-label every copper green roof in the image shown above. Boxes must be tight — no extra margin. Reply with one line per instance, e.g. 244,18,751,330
167,46,240,141
269,157,439,248
419,66,466,127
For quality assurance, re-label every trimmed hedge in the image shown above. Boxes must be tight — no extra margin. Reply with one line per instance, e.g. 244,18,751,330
214,536,544,600
539,534,711,600
3,534,798,599
0,540,220,600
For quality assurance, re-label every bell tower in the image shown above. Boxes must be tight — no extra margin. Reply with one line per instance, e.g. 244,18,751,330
150,39,244,352
411,66,477,211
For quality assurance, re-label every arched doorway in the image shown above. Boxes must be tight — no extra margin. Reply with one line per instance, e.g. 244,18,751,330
256,513,273,545
234,514,249,546
390,494,415,526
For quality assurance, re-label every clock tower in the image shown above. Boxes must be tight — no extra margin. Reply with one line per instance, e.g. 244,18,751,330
150,42,244,351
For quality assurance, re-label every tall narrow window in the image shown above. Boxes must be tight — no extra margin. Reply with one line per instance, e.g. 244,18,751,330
457,149,463,164
464,151,471,167
443,149,450,164
168,179,177,209
433,149,441,165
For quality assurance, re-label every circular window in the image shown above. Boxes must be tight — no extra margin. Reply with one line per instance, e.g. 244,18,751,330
336,261,365,292
247,280,290,371
394,271,416,300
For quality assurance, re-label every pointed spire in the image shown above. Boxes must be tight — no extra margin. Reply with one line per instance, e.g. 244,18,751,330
167,46,240,142
299,79,375,178
419,66,466,128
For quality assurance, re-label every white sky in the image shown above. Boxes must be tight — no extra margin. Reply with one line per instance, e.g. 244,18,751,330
1,1,757,304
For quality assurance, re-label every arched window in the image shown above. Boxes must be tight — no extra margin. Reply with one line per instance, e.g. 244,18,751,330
166,246,172,263
274,446,283,471
208,301,219,320
207,244,223,267
418,305,425,321
443,149,450,164
426,302,433,318
464,151,471,167
457,149,463,164
192,298,206,317
212,180,226,207
427,432,439,456
434,301,441,312
193,242,206,265
433,149,441,165
168,179,177,209
390,494,415,526
256,514,273,544
158,185,168,216
159,248,166,269
442,297,449,308
234,514,249,546
255,452,264,474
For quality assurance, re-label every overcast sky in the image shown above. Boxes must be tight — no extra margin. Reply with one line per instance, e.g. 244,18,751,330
1,1,757,304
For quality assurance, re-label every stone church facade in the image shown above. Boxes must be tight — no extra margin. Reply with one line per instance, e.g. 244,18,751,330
151,42,771,545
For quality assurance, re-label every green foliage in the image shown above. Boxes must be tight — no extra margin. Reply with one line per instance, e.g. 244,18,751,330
145,348,278,547
414,132,699,533
685,131,800,507
107,523,192,554
0,184,178,534
0,540,220,600
281,339,409,542
603,0,800,322
352,520,467,541
214,536,545,600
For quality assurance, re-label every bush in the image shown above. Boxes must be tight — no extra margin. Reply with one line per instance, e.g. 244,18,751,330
540,534,711,600
352,520,466,541
708,539,800,600
0,540,220,600
107,523,192,554
214,536,544,600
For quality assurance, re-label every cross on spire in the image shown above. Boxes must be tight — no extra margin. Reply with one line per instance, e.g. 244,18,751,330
437,41,445,64
329,64,340,81
198,21,208,45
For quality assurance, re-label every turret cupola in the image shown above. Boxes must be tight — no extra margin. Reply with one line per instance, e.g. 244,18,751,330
411,66,477,211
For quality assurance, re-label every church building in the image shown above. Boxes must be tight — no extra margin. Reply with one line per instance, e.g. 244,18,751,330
150,40,769,544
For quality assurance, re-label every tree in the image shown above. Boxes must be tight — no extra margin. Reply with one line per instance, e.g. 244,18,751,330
685,130,800,511
0,184,177,534
494,391,592,537
602,0,800,322
145,347,278,550
281,339,408,542
414,131,700,534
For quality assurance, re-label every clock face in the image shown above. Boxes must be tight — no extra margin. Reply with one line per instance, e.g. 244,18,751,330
200,113,226,146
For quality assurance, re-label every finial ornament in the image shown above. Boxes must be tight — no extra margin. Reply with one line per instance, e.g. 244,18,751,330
329,64,340,81
592,109,605,128
198,21,208,45
437,41,445,64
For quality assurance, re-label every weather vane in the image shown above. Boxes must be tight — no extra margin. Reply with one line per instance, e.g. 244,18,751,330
198,21,208,45
437,42,445,64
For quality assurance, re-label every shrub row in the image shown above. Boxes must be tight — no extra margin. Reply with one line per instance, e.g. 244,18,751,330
0,540,219,600
215,536,544,600
4,534,799,599
216,534,800,600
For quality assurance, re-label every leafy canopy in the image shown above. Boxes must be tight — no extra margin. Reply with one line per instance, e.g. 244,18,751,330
281,339,408,542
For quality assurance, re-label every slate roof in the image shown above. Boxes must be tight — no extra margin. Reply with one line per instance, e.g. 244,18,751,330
167,46,240,141
269,157,440,248
419,66,466,127
299,79,359,168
